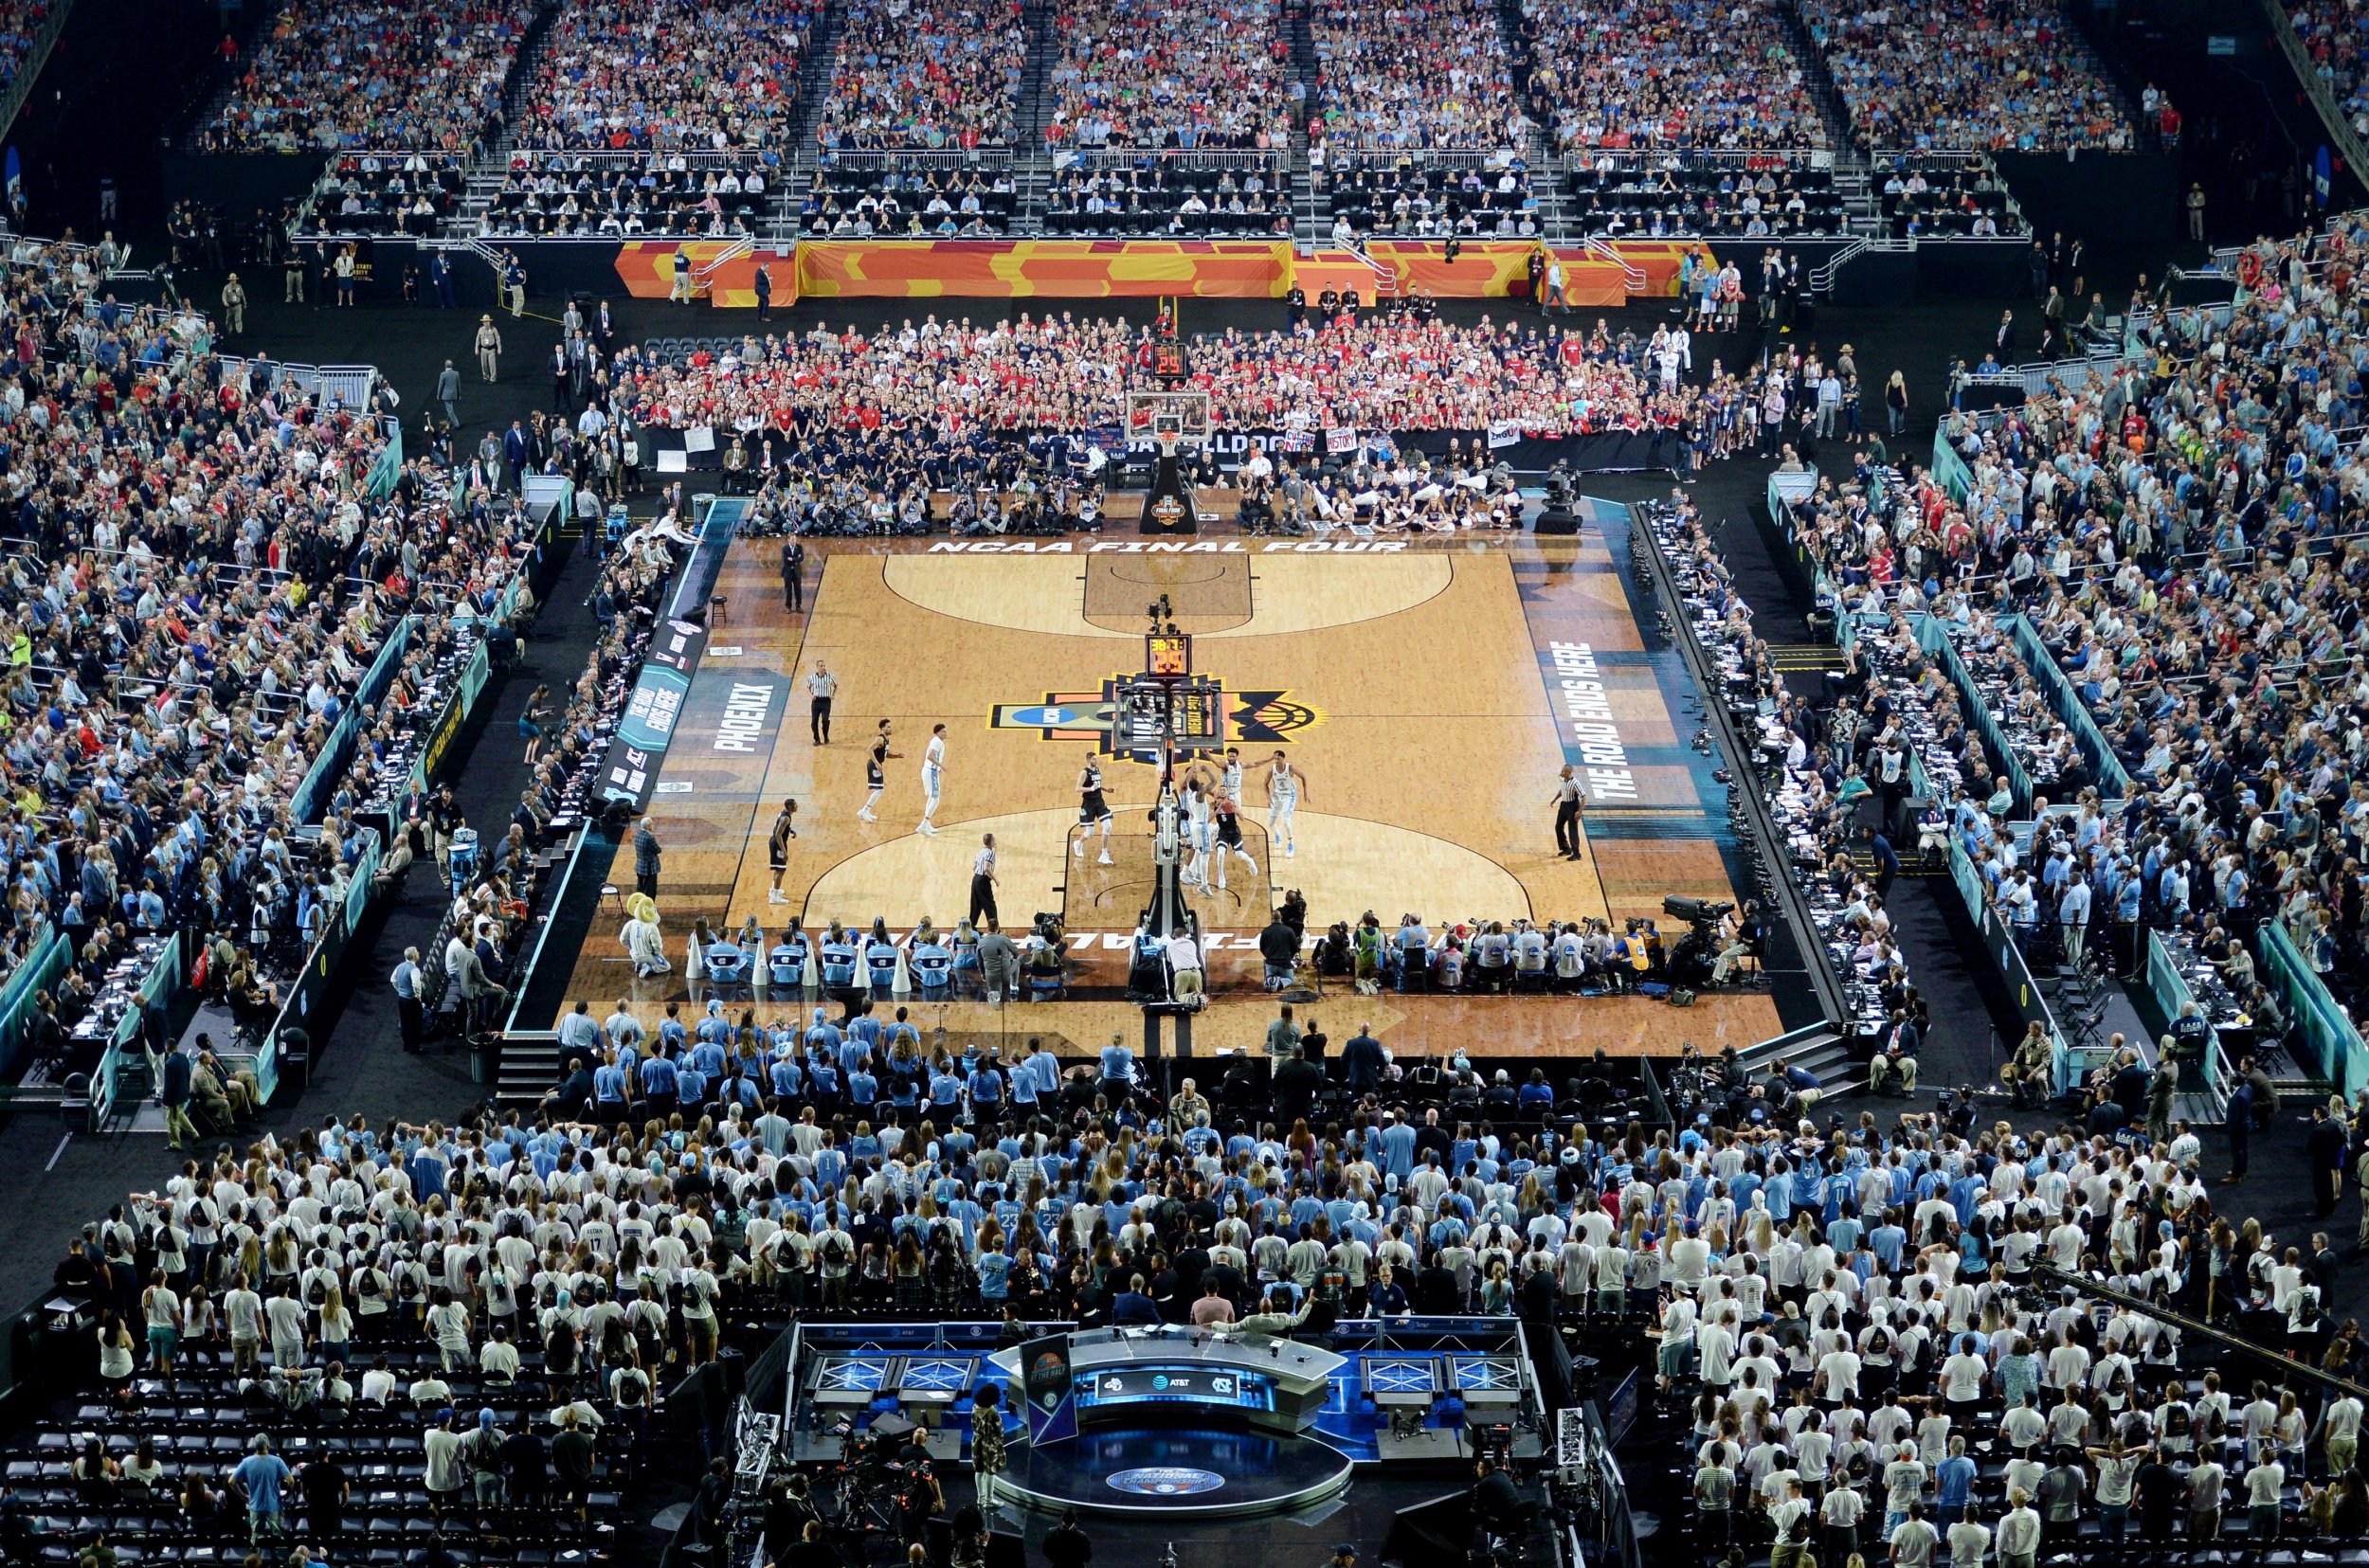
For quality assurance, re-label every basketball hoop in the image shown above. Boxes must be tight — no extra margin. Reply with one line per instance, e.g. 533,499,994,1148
1129,390,1215,453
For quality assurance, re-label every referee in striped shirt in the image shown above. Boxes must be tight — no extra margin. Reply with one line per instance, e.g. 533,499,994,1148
969,834,999,927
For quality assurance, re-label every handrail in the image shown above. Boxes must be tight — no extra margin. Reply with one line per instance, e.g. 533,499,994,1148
1807,236,1866,294
0,0,75,146
819,147,1013,171
1582,237,1644,293
1058,147,1287,171
1564,147,1847,172
2258,0,2369,203
692,235,755,286
2033,1263,2369,1402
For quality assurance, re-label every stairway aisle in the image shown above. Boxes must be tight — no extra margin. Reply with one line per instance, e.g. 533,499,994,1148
1772,0,1857,155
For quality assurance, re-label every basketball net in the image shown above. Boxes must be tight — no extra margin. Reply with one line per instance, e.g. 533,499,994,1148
1156,429,1180,464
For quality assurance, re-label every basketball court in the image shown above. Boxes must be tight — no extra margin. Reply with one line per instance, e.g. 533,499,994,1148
554,514,1781,1058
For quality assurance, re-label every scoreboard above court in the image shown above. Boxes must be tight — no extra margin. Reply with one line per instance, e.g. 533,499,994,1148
1145,631,1191,678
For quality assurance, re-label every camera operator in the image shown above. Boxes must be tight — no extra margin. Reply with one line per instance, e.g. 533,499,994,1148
1772,1054,1822,1118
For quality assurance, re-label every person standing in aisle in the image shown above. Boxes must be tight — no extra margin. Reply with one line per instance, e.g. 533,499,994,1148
475,315,502,382
782,537,805,612
806,660,836,745
634,819,662,900
391,946,427,1054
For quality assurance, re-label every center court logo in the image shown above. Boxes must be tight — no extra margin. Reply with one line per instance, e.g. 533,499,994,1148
1106,1467,1226,1496
990,680,1323,756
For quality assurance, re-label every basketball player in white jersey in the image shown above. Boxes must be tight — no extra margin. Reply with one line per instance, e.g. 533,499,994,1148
1221,747,1246,806
1180,773,1217,892
918,723,946,836
1263,751,1305,857
1076,757,1114,865
858,720,899,822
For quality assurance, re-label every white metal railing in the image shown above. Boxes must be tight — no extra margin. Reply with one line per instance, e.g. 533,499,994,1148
1582,237,1644,292
0,0,76,145
502,147,785,172
692,236,756,290
1060,148,1287,171
1560,147,1840,176
817,147,1013,171
2260,0,2369,198
1808,236,1867,293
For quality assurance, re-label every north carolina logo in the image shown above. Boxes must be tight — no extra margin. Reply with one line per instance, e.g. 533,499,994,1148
990,680,1324,758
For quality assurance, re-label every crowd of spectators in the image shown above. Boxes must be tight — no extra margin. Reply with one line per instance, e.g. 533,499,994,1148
1770,214,2369,1082
812,0,1027,153
1796,0,2138,153
1521,0,1826,154
2288,2,2369,145
0,0,48,101
800,164,1018,238
511,0,814,153
0,229,539,1097
202,0,541,153
1567,157,1847,241
483,1009,1693,1330
1317,153,1538,241
477,155,775,239
1651,486,1927,1072
1660,1094,2369,1567
305,153,469,238
1309,0,1523,151
1044,0,1294,152
611,313,1760,462
1048,161,1291,236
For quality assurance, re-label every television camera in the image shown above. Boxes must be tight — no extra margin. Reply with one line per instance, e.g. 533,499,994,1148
1661,895,1733,986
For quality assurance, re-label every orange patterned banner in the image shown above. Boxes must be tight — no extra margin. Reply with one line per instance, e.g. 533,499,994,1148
797,240,1290,298
604,238,1696,308
1359,241,1634,304
611,241,790,304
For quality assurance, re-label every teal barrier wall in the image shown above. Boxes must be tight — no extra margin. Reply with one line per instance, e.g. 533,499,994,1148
90,937,185,1128
1913,616,2034,812
2143,932,2217,1091
2000,614,2135,802
0,926,66,1080
255,828,386,1105
1944,828,2071,1085
291,614,415,824
1933,428,1973,501
2262,922,2368,1097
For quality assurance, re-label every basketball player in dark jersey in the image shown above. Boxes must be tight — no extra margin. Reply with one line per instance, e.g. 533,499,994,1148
1076,758,1114,865
858,720,898,822
767,799,798,903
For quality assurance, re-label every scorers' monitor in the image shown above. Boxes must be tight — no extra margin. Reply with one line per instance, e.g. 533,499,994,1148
1146,631,1191,679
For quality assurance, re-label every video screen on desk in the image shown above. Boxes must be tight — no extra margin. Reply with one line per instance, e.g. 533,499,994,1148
1082,1365,1274,1412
